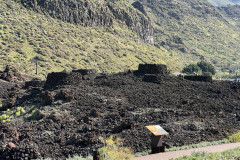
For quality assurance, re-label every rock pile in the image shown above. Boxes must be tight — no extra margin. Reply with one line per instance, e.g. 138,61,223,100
44,72,82,88
0,144,40,160
138,64,168,74
0,65,24,82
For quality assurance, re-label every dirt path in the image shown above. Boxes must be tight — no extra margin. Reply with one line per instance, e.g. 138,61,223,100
134,143,240,160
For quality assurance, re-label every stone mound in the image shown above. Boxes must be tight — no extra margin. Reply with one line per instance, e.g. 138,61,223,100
44,72,82,88
0,66,24,82
138,64,167,74
184,75,212,82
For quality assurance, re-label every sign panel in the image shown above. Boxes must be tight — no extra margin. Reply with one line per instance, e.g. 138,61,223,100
146,125,169,136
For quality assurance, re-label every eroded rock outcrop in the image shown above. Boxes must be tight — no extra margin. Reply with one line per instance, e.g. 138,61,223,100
19,0,154,44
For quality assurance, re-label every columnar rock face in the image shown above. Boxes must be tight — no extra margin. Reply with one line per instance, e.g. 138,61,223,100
108,1,154,44
19,0,154,44
20,0,113,26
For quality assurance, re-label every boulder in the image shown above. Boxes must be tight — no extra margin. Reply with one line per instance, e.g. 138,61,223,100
41,91,54,105
33,110,46,120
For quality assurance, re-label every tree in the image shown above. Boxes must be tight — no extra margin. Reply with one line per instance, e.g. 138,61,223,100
197,61,216,75
182,64,200,74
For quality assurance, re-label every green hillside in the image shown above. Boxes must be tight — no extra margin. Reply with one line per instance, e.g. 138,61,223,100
207,0,234,6
139,0,240,75
0,0,179,78
1,0,240,78
207,0,240,6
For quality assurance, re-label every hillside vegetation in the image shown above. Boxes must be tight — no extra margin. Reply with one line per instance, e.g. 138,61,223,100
0,0,178,78
139,0,240,74
1,0,240,77
207,0,240,6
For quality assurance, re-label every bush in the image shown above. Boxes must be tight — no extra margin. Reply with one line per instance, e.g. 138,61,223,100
229,131,240,143
21,108,26,113
182,64,200,74
15,111,21,117
98,136,133,160
182,61,216,75
197,61,216,75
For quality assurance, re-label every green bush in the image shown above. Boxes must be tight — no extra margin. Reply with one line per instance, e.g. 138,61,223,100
182,61,216,75
229,130,240,143
197,61,216,75
15,111,21,117
21,108,25,113
182,64,200,74
0,114,7,120
98,136,133,160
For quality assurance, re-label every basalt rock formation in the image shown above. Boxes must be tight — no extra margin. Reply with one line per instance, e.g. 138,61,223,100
19,0,154,44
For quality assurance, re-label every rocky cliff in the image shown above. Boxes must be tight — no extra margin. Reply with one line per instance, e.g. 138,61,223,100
19,0,154,44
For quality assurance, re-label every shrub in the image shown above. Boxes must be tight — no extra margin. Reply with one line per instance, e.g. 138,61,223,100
15,111,21,117
17,106,22,111
197,61,216,75
182,64,200,74
182,61,216,75
229,131,240,143
98,136,133,160
21,108,25,113
1,114,8,120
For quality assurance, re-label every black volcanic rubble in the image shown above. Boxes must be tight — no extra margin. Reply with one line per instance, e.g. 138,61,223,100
0,64,240,159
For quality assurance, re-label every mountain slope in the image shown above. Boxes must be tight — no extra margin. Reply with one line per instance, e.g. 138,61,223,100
0,0,179,78
207,0,240,6
1,0,240,78
138,0,240,74
19,0,154,44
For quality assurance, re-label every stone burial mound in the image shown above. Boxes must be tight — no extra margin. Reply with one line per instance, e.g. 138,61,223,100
44,69,97,89
138,64,168,75
0,64,240,159
44,71,83,89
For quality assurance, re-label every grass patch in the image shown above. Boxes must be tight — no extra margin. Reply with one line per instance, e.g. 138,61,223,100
0,0,180,79
171,147,240,160
0,106,26,123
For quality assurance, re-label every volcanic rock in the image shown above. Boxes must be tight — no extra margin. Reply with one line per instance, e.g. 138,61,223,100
138,64,168,74
41,91,54,105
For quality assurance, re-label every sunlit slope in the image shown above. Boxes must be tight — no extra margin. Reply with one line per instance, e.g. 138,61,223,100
0,0,179,78
139,0,240,71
